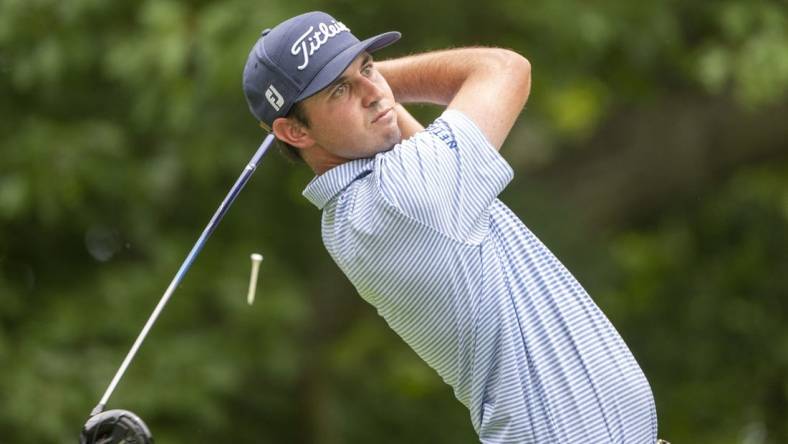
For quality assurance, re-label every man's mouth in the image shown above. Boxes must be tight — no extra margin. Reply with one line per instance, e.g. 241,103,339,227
371,107,394,124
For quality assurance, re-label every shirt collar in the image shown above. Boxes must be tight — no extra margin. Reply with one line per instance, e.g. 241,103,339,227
302,158,374,209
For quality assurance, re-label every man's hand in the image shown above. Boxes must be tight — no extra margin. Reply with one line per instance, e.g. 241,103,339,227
376,48,531,151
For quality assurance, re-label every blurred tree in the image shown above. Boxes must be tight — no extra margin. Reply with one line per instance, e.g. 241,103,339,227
604,165,788,443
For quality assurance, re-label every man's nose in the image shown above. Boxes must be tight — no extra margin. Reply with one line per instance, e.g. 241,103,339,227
359,77,384,108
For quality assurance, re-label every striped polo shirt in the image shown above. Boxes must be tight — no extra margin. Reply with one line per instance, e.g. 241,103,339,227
303,110,658,443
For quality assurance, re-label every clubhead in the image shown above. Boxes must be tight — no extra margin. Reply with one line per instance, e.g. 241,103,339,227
80,409,153,444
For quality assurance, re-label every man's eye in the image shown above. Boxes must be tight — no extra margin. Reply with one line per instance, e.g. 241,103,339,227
332,83,348,97
362,64,373,76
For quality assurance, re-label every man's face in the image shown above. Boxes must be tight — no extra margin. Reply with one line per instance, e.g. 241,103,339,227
299,53,401,159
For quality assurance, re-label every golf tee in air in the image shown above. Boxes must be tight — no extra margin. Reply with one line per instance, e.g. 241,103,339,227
248,253,263,305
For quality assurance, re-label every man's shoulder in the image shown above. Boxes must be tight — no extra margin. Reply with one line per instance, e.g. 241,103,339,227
424,116,458,150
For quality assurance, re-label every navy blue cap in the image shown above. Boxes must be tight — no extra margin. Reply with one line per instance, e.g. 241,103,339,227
242,11,400,130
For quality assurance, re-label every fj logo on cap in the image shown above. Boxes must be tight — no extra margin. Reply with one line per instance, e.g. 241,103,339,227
291,21,351,70
265,85,284,111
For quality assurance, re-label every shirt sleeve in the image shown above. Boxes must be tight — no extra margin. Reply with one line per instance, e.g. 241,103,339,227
375,109,514,242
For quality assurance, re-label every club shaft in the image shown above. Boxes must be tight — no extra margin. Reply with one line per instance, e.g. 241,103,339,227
92,135,275,416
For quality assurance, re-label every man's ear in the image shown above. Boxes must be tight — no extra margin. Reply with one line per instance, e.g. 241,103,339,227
272,117,313,149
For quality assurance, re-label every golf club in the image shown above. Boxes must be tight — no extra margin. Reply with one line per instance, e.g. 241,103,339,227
80,134,275,443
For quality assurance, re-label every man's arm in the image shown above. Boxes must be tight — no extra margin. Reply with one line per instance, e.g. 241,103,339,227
376,48,531,151
394,103,425,139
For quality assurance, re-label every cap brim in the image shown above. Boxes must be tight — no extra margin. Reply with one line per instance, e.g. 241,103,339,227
295,31,401,102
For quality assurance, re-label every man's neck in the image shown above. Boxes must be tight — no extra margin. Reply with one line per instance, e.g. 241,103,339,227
303,146,350,175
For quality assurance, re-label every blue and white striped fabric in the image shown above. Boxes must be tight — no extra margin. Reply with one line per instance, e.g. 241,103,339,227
303,110,658,443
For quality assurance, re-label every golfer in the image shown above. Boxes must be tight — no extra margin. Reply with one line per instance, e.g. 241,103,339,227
243,11,660,443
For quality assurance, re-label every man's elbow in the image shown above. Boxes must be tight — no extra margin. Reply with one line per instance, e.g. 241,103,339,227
499,49,530,73
501,49,532,97
486,48,531,100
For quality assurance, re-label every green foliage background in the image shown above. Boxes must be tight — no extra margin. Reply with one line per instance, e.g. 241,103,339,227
1,0,787,442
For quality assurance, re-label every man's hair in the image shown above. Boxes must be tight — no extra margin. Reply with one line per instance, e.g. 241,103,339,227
277,102,310,163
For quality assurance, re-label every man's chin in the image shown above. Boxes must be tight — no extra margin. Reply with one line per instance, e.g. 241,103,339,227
380,127,403,151
343,129,403,159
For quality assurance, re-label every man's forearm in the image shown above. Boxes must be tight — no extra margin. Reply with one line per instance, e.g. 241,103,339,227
395,104,425,138
376,47,531,150
376,47,529,106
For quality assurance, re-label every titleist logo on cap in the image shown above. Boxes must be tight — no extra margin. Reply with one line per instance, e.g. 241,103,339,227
291,21,351,70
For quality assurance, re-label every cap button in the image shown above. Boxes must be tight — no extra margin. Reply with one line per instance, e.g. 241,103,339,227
260,28,272,37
